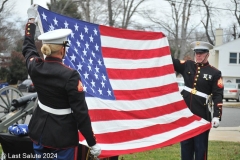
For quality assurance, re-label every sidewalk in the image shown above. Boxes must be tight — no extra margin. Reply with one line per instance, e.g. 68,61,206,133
208,103,240,142
209,126,240,142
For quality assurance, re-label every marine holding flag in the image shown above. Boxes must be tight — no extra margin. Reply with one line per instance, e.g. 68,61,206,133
172,41,224,160
22,5,101,160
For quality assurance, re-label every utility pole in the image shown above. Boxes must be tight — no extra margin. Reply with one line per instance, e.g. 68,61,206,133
31,0,33,5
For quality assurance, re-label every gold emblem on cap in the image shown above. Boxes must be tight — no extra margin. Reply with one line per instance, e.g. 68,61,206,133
196,41,200,46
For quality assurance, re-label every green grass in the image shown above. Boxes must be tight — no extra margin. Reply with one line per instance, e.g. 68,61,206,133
0,141,239,160
119,141,240,160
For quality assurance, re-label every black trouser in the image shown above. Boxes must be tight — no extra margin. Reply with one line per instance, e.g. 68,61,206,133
181,129,210,160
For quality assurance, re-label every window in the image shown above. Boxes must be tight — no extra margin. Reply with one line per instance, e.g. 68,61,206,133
239,53,240,63
229,52,237,64
236,79,240,83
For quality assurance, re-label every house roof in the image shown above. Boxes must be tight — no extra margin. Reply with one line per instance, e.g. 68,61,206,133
214,38,240,50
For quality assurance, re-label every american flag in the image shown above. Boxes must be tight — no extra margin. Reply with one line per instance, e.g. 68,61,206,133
37,5,211,158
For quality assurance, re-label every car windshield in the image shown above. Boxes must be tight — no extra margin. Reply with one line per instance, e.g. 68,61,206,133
178,82,185,86
224,83,236,89
22,79,32,85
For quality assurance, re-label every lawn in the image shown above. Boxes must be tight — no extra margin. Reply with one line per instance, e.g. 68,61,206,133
119,141,240,160
0,141,239,160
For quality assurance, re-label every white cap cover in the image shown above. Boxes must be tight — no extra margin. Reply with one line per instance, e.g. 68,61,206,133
38,29,72,45
190,41,213,51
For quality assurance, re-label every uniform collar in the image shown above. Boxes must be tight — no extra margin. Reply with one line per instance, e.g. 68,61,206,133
45,56,62,63
195,61,209,67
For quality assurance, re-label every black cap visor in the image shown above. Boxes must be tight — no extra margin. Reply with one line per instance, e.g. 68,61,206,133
194,49,209,54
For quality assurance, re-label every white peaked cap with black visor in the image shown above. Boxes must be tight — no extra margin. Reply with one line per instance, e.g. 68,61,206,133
38,29,72,46
190,41,213,53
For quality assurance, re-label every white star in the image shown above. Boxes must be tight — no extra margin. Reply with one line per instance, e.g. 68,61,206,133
93,28,98,35
42,12,47,21
81,56,85,62
64,21,69,28
91,51,96,58
107,89,112,96
102,74,106,81
91,80,95,87
89,35,94,42
84,72,89,79
91,87,95,93
74,23,79,31
89,57,93,64
76,40,81,47
101,81,105,88
66,47,69,53
98,88,103,95
85,42,89,49
67,38,71,46
95,66,99,72
87,64,92,71
70,54,76,62
77,63,83,71
49,24,54,31
83,49,87,56
53,17,58,25
94,73,99,79
22,128,27,133
84,25,88,33
74,47,78,54
80,32,84,40
98,59,102,65
95,43,99,51
83,85,87,91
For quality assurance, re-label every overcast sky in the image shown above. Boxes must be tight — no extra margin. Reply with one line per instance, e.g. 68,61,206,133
7,0,234,30
9,0,50,19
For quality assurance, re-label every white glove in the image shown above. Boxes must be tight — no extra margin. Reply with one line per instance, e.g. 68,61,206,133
211,117,220,128
27,4,38,19
90,144,101,157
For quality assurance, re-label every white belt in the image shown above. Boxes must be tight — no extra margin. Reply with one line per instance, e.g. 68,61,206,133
38,100,72,115
183,86,208,99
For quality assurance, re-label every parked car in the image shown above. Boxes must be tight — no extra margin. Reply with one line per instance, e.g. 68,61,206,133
223,83,240,102
17,79,36,93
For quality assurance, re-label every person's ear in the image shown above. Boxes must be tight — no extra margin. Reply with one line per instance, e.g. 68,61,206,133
61,47,66,58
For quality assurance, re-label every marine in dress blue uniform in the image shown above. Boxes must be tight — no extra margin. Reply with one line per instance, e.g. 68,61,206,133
172,41,223,160
22,4,101,160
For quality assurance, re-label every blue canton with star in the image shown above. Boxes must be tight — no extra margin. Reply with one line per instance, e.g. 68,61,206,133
38,6,115,100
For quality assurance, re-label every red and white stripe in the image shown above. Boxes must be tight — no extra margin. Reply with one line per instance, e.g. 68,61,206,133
79,25,211,158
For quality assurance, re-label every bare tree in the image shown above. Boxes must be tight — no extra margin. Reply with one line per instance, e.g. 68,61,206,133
0,0,8,13
227,0,240,38
144,0,199,59
47,0,82,19
120,0,147,29
200,0,215,45
107,0,122,27
231,0,240,26
0,0,20,52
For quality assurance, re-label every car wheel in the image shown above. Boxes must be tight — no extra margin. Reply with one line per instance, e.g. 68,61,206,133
226,99,228,102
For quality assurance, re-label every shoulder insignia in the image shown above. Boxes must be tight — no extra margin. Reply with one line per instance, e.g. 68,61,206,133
77,80,83,92
217,77,223,88
180,60,186,64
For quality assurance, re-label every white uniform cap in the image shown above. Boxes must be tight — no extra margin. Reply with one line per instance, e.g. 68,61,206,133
190,41,213,52
38,29,72,45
